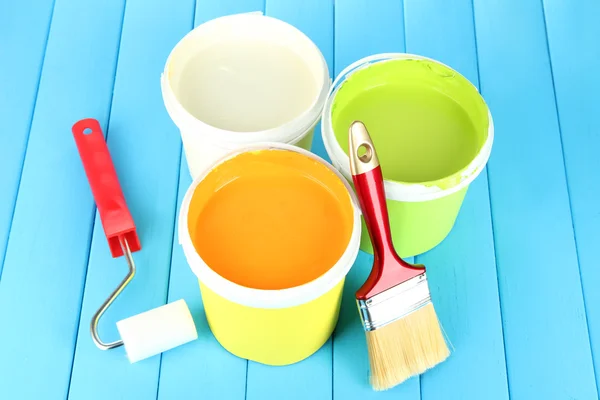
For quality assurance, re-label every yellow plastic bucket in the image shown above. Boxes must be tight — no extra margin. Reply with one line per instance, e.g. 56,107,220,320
178,143,361,366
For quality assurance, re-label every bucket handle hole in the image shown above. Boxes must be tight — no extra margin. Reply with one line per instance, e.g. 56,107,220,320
357,143,372,163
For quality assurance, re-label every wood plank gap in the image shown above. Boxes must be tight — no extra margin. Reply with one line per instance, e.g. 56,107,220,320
469,0,512,395
0,0,57,279
538,0,599,393
66,2,129,395
154,1,197,396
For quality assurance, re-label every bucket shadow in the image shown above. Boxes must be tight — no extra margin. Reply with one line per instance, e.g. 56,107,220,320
333,251,373,385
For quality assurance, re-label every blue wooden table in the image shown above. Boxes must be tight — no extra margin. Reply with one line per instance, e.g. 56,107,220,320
1,0,599,399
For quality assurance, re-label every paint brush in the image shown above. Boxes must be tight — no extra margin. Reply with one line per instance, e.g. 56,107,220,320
348,121,450,391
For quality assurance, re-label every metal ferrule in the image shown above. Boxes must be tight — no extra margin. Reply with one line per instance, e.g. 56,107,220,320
349,121,380,175
357,273,431,331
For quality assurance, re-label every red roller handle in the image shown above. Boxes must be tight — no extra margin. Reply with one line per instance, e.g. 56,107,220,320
72,118,141,258
348,121,422,300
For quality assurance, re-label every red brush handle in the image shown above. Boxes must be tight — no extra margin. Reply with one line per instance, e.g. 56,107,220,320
72,118,141,258
349,122,422,300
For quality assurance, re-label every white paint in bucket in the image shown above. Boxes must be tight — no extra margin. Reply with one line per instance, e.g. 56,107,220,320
161,12,330,178
177,43,318,132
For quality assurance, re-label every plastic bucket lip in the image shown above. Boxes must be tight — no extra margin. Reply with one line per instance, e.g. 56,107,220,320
178,142,362,310
321,53,494,203
161,12,331,147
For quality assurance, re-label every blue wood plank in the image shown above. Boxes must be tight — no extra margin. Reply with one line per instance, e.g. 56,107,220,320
156,1,263,399
246,349,333,400
0,0,54,276
66,0,194,399
194,0,264,22
241,1,335,400
333,0,405,76
542,0,600,391
472,0,598,398
403,1,509,399
266,0,334,164
332,1,420,399
0,0,125,398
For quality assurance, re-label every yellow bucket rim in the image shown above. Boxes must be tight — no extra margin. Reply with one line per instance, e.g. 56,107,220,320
178,142,362,309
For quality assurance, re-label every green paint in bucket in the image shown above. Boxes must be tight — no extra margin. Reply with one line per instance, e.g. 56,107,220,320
322,54,493,257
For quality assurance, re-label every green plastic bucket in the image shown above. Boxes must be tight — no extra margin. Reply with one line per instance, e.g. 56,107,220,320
321,54,493,257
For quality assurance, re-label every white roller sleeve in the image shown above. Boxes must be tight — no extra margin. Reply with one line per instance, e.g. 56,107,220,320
116,299,198,363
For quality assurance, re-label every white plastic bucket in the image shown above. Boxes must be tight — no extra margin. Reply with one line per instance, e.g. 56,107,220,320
161,13,331,178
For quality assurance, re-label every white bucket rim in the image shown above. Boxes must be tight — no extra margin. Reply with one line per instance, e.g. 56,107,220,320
178,142,362,309
161,12,331,147
321,53,494,203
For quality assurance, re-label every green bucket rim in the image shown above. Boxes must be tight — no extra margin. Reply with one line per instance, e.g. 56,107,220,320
321,53,494,203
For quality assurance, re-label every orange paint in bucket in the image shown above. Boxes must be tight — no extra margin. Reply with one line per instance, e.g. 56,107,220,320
179,144,361,365
188,150,353,291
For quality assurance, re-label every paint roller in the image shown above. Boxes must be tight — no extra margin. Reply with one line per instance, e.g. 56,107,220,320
72,118,198,363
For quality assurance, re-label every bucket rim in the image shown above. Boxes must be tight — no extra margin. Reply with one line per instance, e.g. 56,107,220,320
161,12,331,147
178,142,362,309
321,52,494,203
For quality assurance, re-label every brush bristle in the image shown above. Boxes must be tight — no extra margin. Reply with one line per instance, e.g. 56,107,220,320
365,303,450,391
